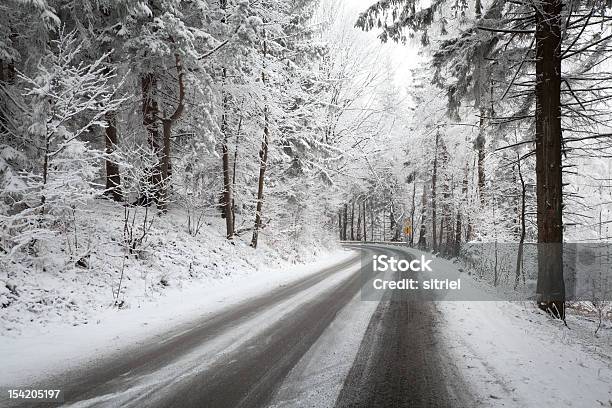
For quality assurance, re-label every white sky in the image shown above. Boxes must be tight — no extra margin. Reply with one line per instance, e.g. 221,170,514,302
319,0,423,109
339,0,422,89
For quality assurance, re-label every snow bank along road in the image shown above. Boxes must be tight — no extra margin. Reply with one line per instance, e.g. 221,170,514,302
0,245,512,407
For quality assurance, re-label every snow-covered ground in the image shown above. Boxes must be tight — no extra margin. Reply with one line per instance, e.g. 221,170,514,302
419,253,612,407
1,199,338,334
440,301,612,407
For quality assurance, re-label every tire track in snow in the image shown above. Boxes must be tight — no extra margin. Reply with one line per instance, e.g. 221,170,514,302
335,248,476,408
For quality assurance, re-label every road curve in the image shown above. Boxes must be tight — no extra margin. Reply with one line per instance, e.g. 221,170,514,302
3,253,361,408
4,245,477,408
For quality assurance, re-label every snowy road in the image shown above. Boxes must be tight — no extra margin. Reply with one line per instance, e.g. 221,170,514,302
335,272,474,407
2,244,480,408
3,245,611,407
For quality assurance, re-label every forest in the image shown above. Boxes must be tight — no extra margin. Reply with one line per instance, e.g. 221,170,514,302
1,0,612,326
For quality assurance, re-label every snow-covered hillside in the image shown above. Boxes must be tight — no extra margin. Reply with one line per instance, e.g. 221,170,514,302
1,199,338,334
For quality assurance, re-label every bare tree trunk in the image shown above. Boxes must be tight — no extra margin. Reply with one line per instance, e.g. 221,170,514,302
492,192,499,286
343,204,348,241
466,158,474,242
362,200,367,242
455,163,469,256
454,212,462,256
515,152,527,289
410,182,416,246
221,136,234,238
350,201,355,241
104,111,123,202
250,30,270,249
232,112,242,217
534,0,565,318
221,67,234,239
142,74,159,154
41,135,51,208
476,110,486,204
250,113,269,249
356,199,362,241
418,183,428,249
160,118,172,209
432,130,440,252
382,207,386,241
338,209,343,240
389,202,398,241
439,218,444,255
219,0,233,237
441,179,451,256
370,199,374,241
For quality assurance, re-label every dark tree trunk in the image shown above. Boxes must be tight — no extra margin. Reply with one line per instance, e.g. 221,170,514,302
455,162,469,256
160,118,172,209
418,183,428,249
350,201,355,241
439,217,444,255
251,31,269,249
219,1,233,237
392,209,400,241
250,113,269,249
343,203,348,241
534,0,565,318
0,60,7,137
477,111,486,204
389,203,399,241
432,130,440,252
104,111,123,202
221,68,234,239
454,211,462,257
142,73,160,154
356,200,362,241
410,181,416,246
370,199,374,241
232,114,242,217
466,158,474,242
441,178,451,255
382,208,386,241
362,200,367,242
515,152,527,289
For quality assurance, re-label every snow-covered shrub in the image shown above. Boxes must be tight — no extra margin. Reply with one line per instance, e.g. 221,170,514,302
0,29,124,263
